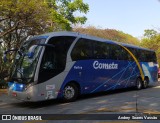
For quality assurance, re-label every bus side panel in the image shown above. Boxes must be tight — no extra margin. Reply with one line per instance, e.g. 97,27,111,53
90,60,139,93
58,59,140,97
141,62,158,85
36,62,76,101
57,60,94,98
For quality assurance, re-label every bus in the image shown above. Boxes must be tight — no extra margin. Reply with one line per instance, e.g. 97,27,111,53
6,31,158,102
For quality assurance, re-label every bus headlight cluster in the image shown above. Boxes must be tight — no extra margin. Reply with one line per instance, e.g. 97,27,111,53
20,84,24,88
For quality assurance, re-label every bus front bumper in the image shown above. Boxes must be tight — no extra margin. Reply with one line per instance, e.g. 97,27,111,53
8,82,38,102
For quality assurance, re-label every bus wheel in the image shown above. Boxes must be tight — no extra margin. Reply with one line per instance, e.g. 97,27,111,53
136,78,142,90
63,83,78,102
143,78,149,89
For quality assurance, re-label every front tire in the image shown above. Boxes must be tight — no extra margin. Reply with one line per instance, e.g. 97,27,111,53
63,83,78,102
136,78,142,90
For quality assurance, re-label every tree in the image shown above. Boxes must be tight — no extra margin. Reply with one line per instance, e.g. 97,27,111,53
74,26,140,45
0,0,52,81
0,0,89,82
143,29,158,39
0,0,89,37
140,29,160,65
0,0,51,37
47,0,89,30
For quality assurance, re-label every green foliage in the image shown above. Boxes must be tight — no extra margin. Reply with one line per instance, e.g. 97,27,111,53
0,79,8,89
0,0,51,81
144,29,158,39
140,29,160,65
0,0,89,37
45,0,89,30
74,26,140,45
0,0,89,81
0,0,51,37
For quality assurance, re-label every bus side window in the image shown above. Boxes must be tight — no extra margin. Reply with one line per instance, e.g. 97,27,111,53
109,44,122,60
121,48,128,60
139,50,145,62
127,47,135,61
38,36,75,83
71,38,93,61
134,49,141,62
93,41,110,59
108,44,116,60
41,47,56,70
151,52,157,62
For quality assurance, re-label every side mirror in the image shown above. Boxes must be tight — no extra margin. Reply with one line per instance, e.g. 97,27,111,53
28,45,38,58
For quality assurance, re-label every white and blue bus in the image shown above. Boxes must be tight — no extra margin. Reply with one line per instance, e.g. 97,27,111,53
7,32,158,102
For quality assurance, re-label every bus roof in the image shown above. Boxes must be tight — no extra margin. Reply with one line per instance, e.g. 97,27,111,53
36,31,154,52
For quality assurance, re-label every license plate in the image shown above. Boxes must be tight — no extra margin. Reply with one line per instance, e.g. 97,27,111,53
12,92,17,97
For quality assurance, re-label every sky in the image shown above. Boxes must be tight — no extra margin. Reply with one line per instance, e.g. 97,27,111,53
82,0,160,38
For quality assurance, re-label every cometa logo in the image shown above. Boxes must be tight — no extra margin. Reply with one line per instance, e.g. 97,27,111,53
93,61,118,70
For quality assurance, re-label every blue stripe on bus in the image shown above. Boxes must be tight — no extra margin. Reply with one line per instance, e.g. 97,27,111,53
58,60,158,99
105,72,138,91
124,64,137,88
90,61,137,93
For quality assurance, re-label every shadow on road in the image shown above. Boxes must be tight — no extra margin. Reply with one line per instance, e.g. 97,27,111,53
10,99,62,109
1,85,160,114
10,87,141,109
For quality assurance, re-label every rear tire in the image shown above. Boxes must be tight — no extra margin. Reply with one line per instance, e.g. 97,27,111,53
136,78,142,90
143,78,149,89
63,83,78,102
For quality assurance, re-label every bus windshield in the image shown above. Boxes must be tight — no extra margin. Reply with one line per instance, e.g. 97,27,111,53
11,38,46,83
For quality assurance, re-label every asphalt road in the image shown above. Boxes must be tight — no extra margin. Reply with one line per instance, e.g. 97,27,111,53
0,83,160,123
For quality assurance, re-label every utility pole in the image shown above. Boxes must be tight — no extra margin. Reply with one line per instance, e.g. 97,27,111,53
136,90,138,113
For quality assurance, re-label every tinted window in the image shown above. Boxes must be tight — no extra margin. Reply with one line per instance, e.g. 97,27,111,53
108,44,131,60
151,51,157,62
131,48,157,62
108,44,120,60
72,39,136,61
93,41,110,59
38,36,75,83
144,50,157,62
126,47,136,61
71,38,157,63
71,38,93,61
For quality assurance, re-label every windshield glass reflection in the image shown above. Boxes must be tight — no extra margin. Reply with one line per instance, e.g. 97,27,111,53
11,38,46,83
